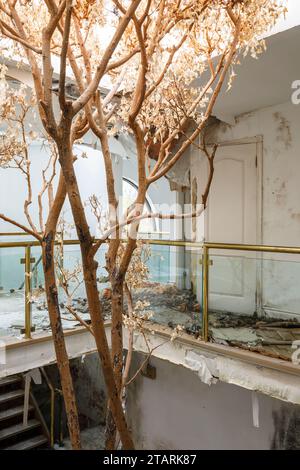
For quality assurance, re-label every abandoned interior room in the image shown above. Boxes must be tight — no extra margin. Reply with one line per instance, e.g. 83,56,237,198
0,0,300,454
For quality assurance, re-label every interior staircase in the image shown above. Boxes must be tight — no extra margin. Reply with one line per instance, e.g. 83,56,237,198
0,375,49,450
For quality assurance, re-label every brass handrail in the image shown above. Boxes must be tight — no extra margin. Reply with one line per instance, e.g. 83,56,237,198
0,232,42,237
0,238,204,249
2,234,300,344
0,232,58,237
0,239,78,248
203,242,300,255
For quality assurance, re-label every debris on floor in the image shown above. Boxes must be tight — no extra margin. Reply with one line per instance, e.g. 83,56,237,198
1,282,299,361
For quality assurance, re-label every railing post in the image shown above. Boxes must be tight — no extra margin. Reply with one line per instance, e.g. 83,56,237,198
24,245,32,339
202,245,209,342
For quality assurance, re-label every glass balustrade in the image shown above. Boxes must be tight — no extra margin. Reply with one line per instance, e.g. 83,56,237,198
204,245,300,363
0,234,299,364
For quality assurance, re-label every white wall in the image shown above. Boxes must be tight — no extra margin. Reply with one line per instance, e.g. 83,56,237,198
127,354,300,450
0,141,116,236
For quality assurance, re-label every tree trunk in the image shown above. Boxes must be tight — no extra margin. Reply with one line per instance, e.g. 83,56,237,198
105,277,124,449
42,234,81,449
57,129,134,449
78,243,134,449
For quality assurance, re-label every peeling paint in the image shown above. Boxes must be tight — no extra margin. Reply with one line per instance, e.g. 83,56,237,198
216,356,300,404
184,351,217,385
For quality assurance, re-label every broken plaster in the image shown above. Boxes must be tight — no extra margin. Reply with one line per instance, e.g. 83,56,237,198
184,350,218,386
183,349,300,405
132,327,300,406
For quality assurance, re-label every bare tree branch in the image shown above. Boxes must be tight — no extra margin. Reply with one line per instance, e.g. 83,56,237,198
0,213,42,241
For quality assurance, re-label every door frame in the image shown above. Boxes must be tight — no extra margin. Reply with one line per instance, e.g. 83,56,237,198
204,135,264,315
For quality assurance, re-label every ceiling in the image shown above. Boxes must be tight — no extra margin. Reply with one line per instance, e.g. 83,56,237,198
206,25,300,124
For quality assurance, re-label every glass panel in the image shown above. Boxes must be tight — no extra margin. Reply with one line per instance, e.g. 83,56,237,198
30,246,44,290
55,243,109,330
0,246,26,337
147,243,170,283
262,256,300,317
207,250,300,362
208,253,257,315
130,244,203,336
56,244,87,331
95,244,110,323
31,245,48,333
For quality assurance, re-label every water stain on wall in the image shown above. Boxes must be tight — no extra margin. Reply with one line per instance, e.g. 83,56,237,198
273,112,292,149
290,210,300,222
271,178,287,206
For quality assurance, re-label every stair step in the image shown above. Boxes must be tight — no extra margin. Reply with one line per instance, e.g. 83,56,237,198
0,389,24,405
0,405,34,422
0,376,21,388
5,434,48,450
0,419,40,441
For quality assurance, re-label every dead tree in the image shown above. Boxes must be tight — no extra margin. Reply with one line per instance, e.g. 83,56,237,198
0,0,285,449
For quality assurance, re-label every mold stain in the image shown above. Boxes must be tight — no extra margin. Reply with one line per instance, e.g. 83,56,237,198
271,406,300,449
290,211,300,222
273,112,292,149
271,178,287,206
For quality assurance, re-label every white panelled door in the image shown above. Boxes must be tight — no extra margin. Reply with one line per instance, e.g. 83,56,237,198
203,143,259,315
